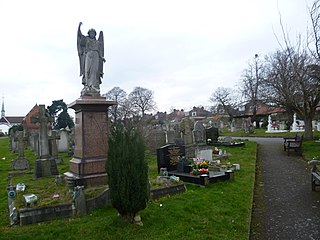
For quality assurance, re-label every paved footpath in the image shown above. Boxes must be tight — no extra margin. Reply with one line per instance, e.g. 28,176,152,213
249,137,320,240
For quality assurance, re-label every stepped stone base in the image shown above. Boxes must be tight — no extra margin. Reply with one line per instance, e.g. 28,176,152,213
12,157,30,170
34,158,59,178
64,171,107,189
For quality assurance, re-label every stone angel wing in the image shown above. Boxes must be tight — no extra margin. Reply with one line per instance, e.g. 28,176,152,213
98,31,104,81
77,27,86,80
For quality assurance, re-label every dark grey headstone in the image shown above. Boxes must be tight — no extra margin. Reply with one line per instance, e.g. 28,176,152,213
156,144,185,173
206,127,219,143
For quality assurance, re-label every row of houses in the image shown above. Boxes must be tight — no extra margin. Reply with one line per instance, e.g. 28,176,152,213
153,101,288,127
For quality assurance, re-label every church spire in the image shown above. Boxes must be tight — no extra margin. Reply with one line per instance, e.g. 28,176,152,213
1,96,5,118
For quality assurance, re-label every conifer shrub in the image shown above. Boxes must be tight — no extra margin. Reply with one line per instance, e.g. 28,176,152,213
107,124,149,222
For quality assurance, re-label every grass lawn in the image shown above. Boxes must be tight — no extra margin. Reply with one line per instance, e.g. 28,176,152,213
0,137,256,240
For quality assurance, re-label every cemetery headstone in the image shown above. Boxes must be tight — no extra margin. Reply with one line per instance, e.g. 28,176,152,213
12,131,30,170
49,130,62,164
156,144,185,172
31,105,58,178
196,149,213,162
206,126,219,144
165,130,175,144
29,133,39,155
57,130,69,152
9,131,18,153
180,118,193,145
193,121,206,145
73,186,87,216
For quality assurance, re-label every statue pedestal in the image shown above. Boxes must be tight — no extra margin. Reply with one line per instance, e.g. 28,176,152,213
64,96,116,188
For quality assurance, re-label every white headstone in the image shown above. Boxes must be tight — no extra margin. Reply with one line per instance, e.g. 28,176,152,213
196,149,213,162
57,130,69,152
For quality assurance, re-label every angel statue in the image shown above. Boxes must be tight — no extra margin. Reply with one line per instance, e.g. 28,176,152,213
77,22,105,97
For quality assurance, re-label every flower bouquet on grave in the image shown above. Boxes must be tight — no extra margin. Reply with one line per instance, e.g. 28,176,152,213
191,158,209,175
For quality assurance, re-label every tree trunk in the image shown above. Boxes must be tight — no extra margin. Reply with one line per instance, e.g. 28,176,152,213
304,117,313,140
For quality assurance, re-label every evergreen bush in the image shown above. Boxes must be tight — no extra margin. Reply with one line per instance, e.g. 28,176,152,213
107,124,149,222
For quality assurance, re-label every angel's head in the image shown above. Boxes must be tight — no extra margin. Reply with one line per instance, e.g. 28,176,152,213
87,29,97,39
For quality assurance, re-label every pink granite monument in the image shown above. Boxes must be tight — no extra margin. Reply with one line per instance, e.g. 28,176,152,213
64,96,116,188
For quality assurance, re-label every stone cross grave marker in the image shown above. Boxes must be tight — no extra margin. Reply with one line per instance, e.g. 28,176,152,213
30,105,52,159
31,105,58,178
49,130,61,163
12,131,30,170
180,118,193,145
9,131,18,153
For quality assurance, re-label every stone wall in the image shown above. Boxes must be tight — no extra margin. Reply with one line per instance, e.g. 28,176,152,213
18,188,111,226
16,184,186,225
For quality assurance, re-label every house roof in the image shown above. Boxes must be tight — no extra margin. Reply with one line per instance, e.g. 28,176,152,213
0,116,24,125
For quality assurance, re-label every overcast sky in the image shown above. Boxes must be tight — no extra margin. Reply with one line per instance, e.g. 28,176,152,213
0,0,315,118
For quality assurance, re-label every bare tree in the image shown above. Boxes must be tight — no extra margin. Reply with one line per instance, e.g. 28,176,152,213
209,87,240,118
261,1,320,140
309,0,320,59
104,87,127,123
261,49,296,123
263,47,320,140
121,99,136,121
240,54,265,127
128,87,156,117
